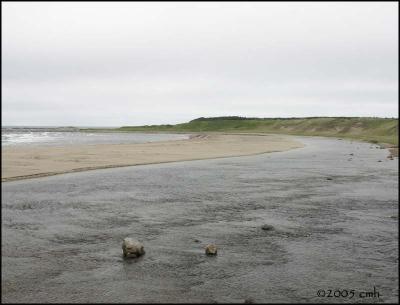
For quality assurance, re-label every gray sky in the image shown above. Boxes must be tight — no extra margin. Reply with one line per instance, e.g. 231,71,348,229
2,2,398,126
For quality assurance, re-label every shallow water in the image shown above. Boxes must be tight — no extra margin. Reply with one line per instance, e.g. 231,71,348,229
1,127,189,146
1,136,398,303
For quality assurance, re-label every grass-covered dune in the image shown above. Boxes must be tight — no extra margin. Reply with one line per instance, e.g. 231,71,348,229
116,117,398,146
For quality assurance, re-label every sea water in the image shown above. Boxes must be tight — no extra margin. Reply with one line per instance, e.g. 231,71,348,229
1,126,189,147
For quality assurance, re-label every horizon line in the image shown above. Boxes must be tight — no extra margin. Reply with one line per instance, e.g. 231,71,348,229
2,115,399,128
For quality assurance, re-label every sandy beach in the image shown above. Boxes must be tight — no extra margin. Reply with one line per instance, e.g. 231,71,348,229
2,133,303,181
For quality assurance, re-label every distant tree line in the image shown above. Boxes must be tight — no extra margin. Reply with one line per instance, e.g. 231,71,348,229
189,116,394,122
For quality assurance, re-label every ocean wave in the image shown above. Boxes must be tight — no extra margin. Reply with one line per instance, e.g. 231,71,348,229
1,130,189,147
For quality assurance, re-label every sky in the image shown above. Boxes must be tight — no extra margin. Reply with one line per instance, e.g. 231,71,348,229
2,2,398,126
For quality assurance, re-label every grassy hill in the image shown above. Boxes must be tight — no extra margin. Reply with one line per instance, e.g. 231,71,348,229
110,116,398,146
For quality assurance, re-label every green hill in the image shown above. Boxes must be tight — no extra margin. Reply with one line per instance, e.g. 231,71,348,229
114,116,398,145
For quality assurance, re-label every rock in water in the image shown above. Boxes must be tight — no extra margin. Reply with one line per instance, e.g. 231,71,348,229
261,224,274,231
205,244,217,256
122,238,145,258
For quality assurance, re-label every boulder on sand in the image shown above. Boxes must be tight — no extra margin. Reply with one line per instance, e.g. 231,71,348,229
205,244,218,256
122,237,145,258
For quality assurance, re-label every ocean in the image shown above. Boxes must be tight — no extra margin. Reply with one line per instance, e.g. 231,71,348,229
1,126,189,147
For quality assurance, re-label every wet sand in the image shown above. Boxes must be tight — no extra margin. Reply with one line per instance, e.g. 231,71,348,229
1,134,303,181
2,136,398,303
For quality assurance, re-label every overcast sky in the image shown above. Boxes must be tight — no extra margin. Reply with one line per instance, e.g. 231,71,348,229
2,2,398,126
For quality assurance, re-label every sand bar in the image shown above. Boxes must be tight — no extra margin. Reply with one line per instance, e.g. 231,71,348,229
2,133,304,181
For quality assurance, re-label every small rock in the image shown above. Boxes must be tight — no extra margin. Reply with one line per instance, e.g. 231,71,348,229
122,237,145,258
349,153,354,156
205,244,218,256
326,177,333,180
261,224,274,231
244,297,255,304
378,160,382,162
194,239,201,243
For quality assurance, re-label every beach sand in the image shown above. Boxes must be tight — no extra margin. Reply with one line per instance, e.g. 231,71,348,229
1,133,304,181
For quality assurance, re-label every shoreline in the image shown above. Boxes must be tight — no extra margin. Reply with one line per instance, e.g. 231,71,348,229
2,134,304,182
1,150,291,182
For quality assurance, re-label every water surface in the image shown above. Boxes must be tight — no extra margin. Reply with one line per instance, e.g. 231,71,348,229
2,127,189,147
2,136,398,303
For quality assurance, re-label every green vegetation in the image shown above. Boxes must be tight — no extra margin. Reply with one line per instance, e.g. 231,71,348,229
87,117,399,146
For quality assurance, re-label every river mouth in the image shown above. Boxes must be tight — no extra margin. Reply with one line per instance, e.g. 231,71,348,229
2,136,398,303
